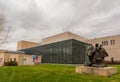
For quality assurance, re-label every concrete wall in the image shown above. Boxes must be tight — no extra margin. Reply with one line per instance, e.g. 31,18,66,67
17,40,40,50
0,53,5,66
42,32,87,45
68,32,87,42
18,54,33,65
0,50,8,66
18,54,42,65
0,52,42,66
0,50,7,53
87,34,120,61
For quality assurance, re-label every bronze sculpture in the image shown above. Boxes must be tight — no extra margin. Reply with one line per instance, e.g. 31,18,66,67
86,43,109,67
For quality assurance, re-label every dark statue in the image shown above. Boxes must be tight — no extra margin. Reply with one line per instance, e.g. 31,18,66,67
85,43,109,67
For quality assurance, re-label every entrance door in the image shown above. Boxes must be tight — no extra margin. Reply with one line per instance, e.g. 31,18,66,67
23,58,27,65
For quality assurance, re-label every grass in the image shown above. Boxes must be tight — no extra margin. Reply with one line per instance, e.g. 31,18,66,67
0,64,120,82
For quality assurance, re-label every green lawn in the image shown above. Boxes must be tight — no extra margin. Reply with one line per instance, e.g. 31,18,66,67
0,64,120,82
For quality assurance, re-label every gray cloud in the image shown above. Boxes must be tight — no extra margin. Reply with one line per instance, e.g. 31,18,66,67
0,0,120,50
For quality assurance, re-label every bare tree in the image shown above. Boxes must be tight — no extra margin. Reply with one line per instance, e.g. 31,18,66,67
0,13,10,46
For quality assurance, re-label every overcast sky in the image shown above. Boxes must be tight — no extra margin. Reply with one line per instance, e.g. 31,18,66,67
0,0,120,50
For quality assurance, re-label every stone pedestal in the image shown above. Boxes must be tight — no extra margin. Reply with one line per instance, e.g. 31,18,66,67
76,66,117,76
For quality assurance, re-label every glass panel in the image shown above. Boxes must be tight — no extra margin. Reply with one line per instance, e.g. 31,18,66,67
20,39,89,64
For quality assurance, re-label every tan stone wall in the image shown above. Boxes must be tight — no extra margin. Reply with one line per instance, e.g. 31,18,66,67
0,50,8,66
86,34,120,61
0,52,42,66
0,53,18,66
17,40,40,50
4,53,34,65
42,32,87,44
0,50,7,53
68,32,87,42
18,54,42,65
42,32,69,44
0,53,5,66
18,54,31,65
3,53,32,65
3,53,19,65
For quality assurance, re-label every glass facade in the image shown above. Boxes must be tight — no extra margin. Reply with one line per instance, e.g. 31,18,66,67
20,39,89,64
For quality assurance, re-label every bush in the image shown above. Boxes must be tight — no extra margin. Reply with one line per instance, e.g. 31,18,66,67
4,61,18,66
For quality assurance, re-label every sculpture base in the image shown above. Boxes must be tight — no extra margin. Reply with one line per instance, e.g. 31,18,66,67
76,66,117,76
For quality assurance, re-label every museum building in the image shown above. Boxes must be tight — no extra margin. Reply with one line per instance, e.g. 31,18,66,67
0,32,120,66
